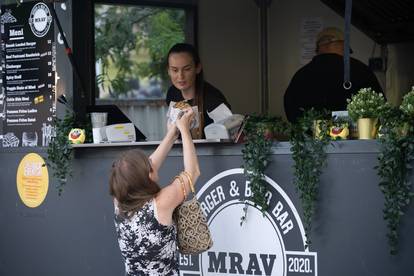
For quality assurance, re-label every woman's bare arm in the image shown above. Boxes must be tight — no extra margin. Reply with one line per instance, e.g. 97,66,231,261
155,108,200,224
149,123,178,173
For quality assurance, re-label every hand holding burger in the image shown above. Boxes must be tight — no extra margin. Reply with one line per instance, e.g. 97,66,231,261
176,107,195,132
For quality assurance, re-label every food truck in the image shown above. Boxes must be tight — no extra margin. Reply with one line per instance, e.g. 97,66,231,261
1,0,413,275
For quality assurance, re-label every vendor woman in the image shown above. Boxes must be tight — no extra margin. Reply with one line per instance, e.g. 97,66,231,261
166,43,231,139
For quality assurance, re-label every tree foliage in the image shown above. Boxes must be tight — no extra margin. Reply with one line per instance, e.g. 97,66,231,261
94,4,185,98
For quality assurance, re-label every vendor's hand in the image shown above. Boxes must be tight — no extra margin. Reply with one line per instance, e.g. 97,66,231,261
176,107,195,132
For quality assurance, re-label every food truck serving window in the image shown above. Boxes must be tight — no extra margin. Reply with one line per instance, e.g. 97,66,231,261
93,0,197,141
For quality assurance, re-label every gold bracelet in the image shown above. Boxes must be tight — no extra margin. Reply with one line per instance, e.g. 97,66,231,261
174,175,187,202
181,171,194,193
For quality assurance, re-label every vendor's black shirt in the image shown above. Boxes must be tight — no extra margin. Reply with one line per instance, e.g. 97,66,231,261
284,53,384,122
166,81,231,127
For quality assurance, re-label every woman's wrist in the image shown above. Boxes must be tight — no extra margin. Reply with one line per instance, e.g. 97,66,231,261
178,127,191,137
166,127,179,140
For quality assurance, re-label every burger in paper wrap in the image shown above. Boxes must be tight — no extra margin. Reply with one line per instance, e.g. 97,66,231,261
167,100,199,129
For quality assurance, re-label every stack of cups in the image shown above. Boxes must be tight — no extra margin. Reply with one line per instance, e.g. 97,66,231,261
90,112,108,143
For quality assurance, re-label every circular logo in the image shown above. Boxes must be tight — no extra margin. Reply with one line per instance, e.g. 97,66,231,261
28,3,52,38
16,153,49,208
179,168,318,276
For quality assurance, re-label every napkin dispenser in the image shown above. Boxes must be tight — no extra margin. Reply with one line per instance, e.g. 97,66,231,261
97,123,136,143
204,114,244,140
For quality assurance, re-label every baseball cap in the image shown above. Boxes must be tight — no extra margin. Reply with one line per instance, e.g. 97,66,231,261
316,27,353,53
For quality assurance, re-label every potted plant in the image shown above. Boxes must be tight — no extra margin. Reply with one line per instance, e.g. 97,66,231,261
400,86,414,116
47,95,92,195
240,115,288,225
289,109,330,247
399,86,414,136
375,89,414,254
313,119,330,140
346,87,387,139
47,112,77,195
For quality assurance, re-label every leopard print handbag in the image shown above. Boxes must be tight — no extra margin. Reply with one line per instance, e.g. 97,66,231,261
173,174,213,254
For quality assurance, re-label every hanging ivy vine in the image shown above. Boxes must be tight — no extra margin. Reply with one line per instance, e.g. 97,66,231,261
241,115,288,225
376,107,414,254
239,106,414,255
47,112,92,195
289,109,330,247
47,113,76,195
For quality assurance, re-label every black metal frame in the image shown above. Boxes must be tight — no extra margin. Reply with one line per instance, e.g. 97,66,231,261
71,0,198,119
71,0,94,120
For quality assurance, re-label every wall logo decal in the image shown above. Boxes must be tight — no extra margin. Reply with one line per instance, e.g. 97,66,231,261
179,168,318,276
28,2,52,38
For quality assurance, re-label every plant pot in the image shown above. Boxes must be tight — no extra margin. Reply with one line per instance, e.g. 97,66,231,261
263,127,275,141
357,118,378,139
313,120,329,139
349,121,359,139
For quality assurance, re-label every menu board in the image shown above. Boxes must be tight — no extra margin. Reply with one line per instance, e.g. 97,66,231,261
0,1,55,148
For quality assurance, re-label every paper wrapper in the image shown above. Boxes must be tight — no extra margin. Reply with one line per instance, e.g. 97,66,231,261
167,101,199,129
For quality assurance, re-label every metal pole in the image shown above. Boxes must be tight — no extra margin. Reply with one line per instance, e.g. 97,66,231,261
255,0,271,115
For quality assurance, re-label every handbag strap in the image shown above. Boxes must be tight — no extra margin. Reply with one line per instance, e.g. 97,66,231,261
174,175,187,202
181,171,195,194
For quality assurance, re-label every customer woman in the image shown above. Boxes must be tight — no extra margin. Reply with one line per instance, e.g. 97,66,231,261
109,107,200,275
166,43,231,138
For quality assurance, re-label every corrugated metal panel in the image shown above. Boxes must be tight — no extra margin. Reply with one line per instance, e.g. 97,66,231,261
97,99,167,141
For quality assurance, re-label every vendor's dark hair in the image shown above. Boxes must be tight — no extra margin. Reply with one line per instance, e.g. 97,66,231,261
167,43,205,137
109,149,160,218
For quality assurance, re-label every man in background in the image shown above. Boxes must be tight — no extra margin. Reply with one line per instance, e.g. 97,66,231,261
284,27,384,123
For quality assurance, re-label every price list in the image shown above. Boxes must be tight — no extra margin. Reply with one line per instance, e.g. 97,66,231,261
1,1,55,148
